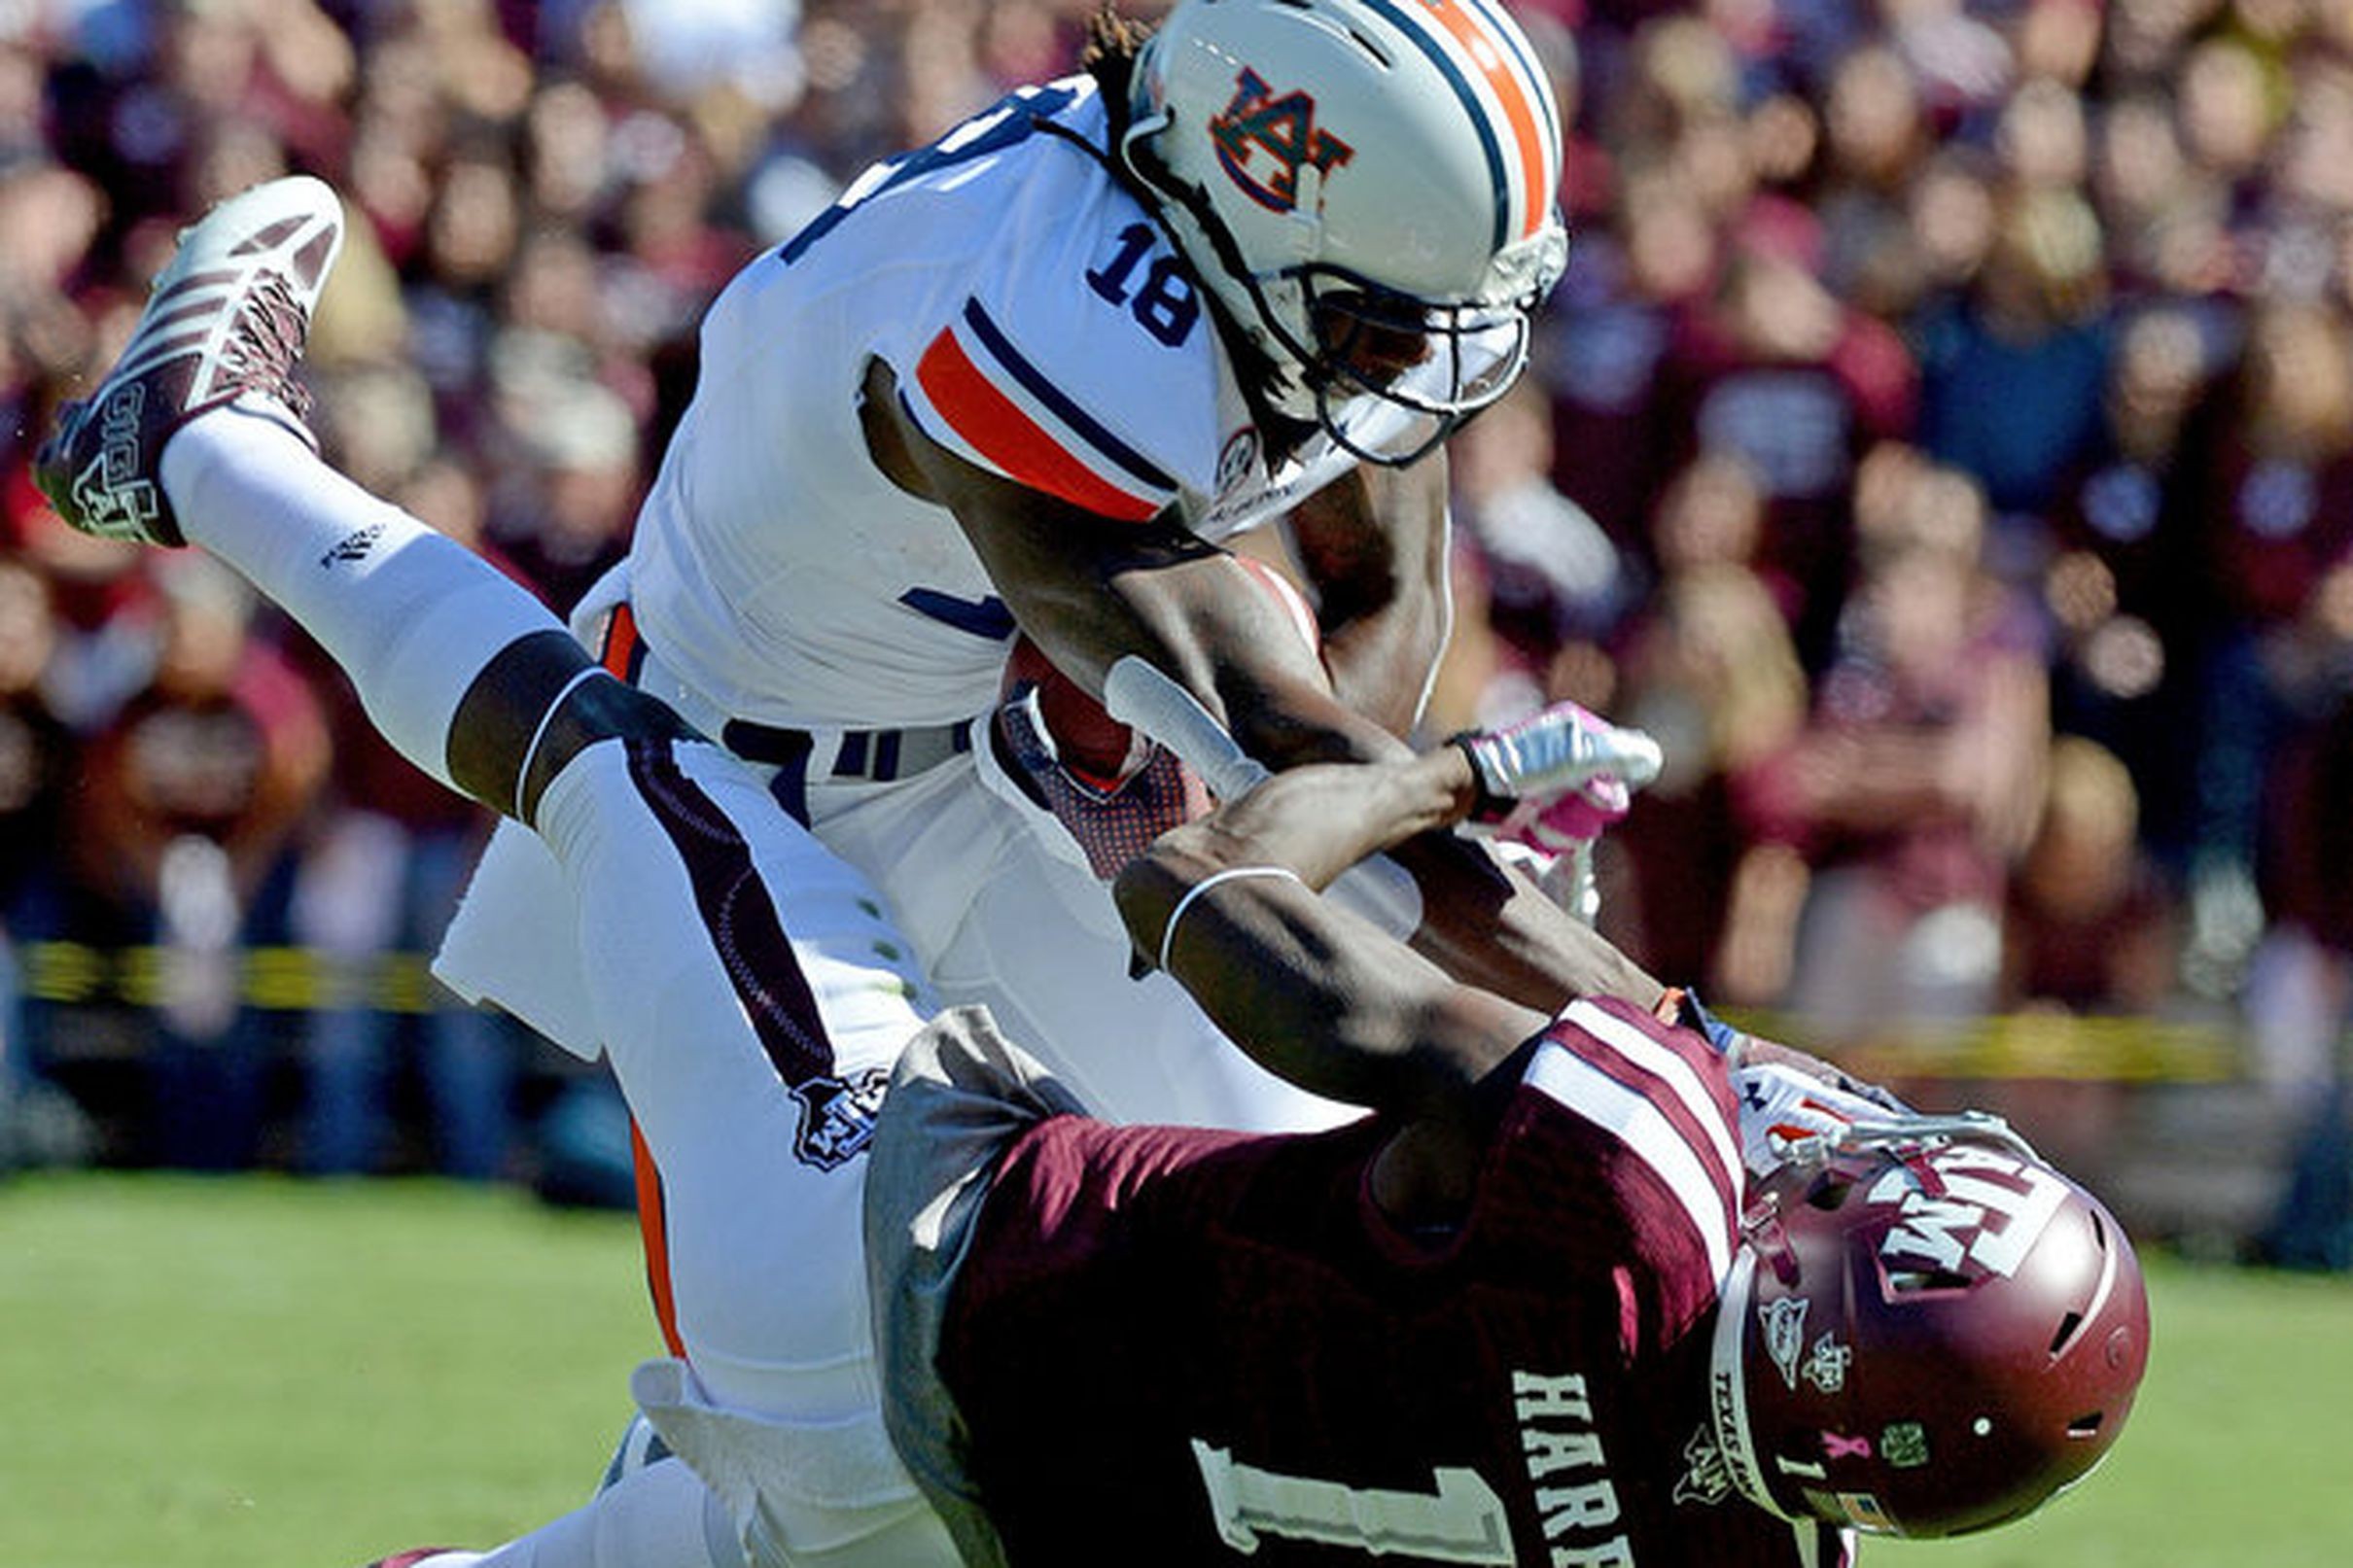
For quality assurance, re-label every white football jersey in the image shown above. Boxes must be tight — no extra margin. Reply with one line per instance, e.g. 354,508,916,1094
626,77,1360,729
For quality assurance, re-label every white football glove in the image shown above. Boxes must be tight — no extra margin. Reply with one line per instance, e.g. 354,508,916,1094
1731,1061,1917,1178
1452,701,1664,824
1455,702,1662,924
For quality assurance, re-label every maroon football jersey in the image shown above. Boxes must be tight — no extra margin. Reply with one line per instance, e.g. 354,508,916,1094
938,995,1852,1567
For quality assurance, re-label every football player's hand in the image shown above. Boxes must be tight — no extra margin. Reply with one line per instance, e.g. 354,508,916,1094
1493,772,1633,856
1452,701,1663,826
1731,1060,1907,1177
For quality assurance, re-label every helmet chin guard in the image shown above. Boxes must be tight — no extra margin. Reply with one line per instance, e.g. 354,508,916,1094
1121,0,1570,465
1710,1119,2150,1539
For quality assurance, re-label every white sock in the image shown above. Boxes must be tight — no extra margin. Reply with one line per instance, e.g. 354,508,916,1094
158,403,563,798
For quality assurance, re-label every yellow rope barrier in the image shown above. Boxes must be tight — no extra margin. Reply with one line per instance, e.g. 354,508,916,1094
1729,1009,2244,1085
14,940,2252,1082
18,941,449,1015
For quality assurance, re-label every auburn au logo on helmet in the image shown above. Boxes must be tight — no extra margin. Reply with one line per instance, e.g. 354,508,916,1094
1209,69,1355,214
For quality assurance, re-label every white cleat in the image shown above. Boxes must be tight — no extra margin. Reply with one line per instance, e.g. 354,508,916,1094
34,174,345,545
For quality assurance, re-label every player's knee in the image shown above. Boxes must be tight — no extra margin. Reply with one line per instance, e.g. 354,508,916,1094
450,632,704,822
522,675,701,819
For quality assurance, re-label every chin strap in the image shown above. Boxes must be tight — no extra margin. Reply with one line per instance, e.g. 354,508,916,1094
1707,1248,1796,1520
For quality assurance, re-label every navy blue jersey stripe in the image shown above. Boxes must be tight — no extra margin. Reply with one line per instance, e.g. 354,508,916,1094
959,296,1178,495
1353,0,1512,253
624,737,835,1088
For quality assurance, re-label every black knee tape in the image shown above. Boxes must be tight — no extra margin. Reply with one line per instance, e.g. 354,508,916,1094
448,630,701,821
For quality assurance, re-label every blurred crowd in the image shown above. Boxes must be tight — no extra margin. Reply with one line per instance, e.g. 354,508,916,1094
0,0,2347,1257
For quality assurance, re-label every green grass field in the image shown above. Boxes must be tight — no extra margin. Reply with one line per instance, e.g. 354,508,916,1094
2,1173,2347,1568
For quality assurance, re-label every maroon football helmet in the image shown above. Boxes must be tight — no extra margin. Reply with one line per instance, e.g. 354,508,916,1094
1709,1116,2149,1538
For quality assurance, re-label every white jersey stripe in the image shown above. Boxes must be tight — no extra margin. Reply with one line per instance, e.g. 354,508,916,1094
1564,998,1745,1202
1457,0,1563,171
1528,1039,1734,1281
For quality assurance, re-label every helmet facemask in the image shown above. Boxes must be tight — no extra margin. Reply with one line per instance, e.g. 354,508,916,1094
1286,261,1551,464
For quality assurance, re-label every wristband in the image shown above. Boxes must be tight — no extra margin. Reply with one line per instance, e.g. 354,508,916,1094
1156,864,1306,975
1445,730,1512,821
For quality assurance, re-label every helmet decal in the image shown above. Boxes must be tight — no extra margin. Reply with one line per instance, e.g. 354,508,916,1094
1672,1423,1738,1508
1822,1491,1896,1533
1880,1422,1931,1470
1210,70,1356,214
1803,1335,1851,1395
1355,0,1563,246
1762,1296,1809,1389
1868,1142,2072,1279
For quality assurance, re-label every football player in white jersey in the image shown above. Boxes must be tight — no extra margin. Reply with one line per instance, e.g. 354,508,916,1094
34,173,1677,1568
432,0,1620,1139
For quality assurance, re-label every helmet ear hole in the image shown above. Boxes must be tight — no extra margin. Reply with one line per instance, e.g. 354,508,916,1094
1803,1171,1857,1210
1883,1267,1974,1295
2066,1411,2106,1438
1337,22,1392,66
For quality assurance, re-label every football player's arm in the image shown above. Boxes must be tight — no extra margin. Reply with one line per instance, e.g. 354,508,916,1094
1284,454,1452,739
1111,747,1550,1221
877,373,1660,1012
867,357,1404,765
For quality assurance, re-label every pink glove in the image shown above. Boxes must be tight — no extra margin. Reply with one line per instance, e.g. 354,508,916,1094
1493,772,1633,854
1456,703,1660,925
1453,700,1662,854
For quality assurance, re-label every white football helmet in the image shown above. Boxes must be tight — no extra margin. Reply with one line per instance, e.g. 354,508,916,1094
1120,0,1570,464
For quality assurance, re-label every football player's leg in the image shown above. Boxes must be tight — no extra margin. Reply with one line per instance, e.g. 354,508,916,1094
163,411,697,821
535,738,929,1406
366,1454,744,1568
164,416,940,1557
532,738,950,1562
37,173,674,825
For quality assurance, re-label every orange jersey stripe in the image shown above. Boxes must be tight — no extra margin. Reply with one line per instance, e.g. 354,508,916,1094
599,600,640,678
915,328,1163,523
631,1121,687,1359
1420,0,1553,239
603,602,685,1361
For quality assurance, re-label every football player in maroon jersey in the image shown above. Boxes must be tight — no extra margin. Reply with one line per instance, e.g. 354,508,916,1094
862,727,2151,1567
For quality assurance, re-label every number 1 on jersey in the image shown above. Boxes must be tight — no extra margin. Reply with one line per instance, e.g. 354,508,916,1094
1191,1439,1516,1563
